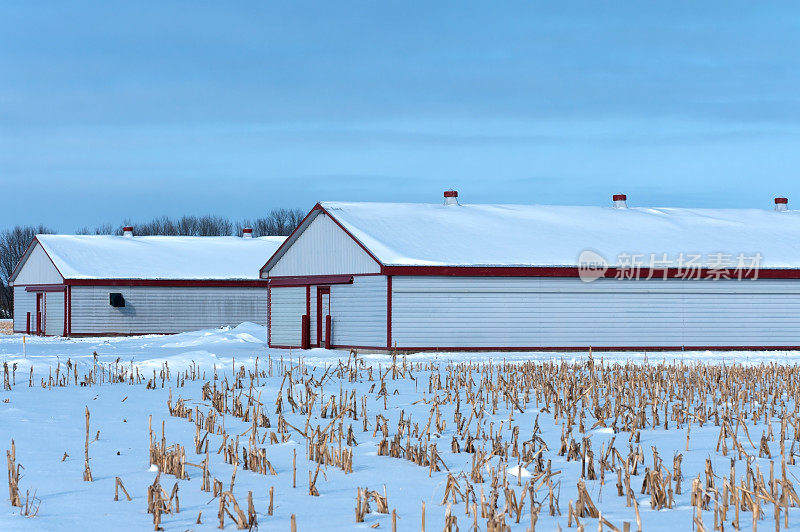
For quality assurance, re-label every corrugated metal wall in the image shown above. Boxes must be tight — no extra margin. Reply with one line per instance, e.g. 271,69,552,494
12,287,35,333
331,276,387,347
270,287,305,346
13,243,63,285
70,286,267,335
45,291,65,336
268,213,380,277
391,276,800,348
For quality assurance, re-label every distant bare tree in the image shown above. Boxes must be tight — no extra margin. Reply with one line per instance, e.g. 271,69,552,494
0,225,55,318
0,207,306,317
76,223,116,235
237,208,305,236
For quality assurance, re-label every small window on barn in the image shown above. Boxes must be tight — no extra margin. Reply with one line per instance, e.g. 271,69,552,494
109,293,125,308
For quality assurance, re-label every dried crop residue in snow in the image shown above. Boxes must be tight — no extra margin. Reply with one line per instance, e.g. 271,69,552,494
4,346,800,530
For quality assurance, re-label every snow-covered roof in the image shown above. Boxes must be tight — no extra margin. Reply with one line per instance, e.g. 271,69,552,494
16,234,286,281
316,201,800,268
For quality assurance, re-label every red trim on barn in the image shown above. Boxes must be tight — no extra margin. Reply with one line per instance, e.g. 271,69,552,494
444,190,458,198
267,284,272,347
375,345,800,352
328,344,390,350
269,275,353,287
775,197,788,204
325,315,332,349
67,332,181,338
380,265,800,279
64,279,268,287
386,276,392,349
267,344,800,352
25,284,65,292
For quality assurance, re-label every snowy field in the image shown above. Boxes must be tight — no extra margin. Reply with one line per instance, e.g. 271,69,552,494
2,325,800,530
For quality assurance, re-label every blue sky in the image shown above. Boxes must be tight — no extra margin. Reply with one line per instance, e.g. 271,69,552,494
2,2,800,231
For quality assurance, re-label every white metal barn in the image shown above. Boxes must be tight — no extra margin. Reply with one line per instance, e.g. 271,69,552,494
10,228,285,336
261,192,800,352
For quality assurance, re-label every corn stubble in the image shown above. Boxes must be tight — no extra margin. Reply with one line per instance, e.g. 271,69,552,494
7,351,800,530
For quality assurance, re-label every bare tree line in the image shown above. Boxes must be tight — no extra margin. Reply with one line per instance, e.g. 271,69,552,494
76,209,304,237
0,209,304,318
0,225,55,319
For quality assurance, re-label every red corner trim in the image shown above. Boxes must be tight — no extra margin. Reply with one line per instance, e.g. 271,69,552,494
386,276,392,349
267,284,272,347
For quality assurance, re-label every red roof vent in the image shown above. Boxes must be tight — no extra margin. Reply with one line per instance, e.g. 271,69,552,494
122,226,134,238
242,228,253,238
775,197,789,211
444,190,459,206
612,194,628,208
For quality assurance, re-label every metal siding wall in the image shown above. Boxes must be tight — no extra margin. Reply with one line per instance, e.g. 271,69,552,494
45,291,65,336
269,213,380,277
69,286,267,335
12,287,36,332
270,287,306,346
330,276,387,347
13,243,63,285
391,276,800,348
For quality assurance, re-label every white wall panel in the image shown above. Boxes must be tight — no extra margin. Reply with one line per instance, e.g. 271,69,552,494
70,286,267,335
330,276,387,347
13,243,63,285
391,277,800,348
309,288,317,346
45,291,65,336
268,213,380,277
270,287,306,346
12,287,36,333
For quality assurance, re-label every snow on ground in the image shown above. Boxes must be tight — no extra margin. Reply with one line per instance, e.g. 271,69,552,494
1,325,800,530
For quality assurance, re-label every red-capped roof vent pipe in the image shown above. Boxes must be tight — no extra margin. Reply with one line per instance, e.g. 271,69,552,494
775,197,789,212
444,190,459,206
123,226,134,238
612,194,627,209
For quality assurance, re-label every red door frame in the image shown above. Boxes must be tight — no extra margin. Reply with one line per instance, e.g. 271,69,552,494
35,293,43,335
316,286,330,348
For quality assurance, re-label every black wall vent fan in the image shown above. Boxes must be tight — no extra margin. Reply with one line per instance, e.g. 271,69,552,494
109,293,125,308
